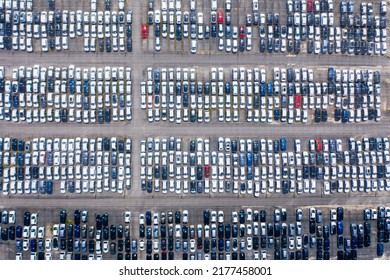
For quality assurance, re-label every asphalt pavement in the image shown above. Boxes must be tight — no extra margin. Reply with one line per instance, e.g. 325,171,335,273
0,0,390,235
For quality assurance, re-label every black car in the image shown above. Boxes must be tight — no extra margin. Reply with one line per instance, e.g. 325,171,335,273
239,38,245,52
88,239,95,253
8,226,15,240
1,228,8,241
49,38,55,50
98,38,105,52
294,40,300,54
334,108,341,121
267,38,273,53
307,40,314,53
67,224,73,238
4,36,12,50
203,210,210,225
74,210,80,225
176,24,182,40
211,24,217,37
104,108,111,122
105,38,112,52
59,210,67,224
105,0,111,10
126,38,132,52
322,110,328,122
48,0,55,10
110,225,117,240
254,37,263,53
337,207,344,220
67,238,73,252
24,211,31,226
314,109,321,123
127,24,133,37
377,243,384,256
175,211,181,224
61,109,68,122
287,40,293,53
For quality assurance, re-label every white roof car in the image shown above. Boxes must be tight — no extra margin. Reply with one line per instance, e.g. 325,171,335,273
124,211,131,223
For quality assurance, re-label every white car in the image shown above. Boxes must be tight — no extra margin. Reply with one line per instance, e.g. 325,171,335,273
8,210,16,224
91,0,97,12
218,210,224,223
211,0,217,11
191,40,197,53
182,210,188,224
124,211,131,223
31,213,38,225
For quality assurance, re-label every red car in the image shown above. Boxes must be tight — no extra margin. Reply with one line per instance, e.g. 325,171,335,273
239,26,245,39
141,24,148,38
315,139,322,152
295,95,301,108
307,0,313,12
204,166,210,178
217,11,224,23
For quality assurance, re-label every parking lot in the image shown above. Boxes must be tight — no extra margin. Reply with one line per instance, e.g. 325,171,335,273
0,0,390,261
140,65,384,124
143,0,388,56
140,136,390,197
0,0,133,53
0,65,133,123
0,136,132,197
0,205,388,260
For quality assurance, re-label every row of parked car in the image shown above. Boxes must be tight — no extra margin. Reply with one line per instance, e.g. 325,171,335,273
144,0,387,55
0,0,34,11
0,0,133,52
0,136,132,195
0,65,133,123
140,66,382,124
362,206,390,257
5,209,133,260
145,0,286,53
287,0,388,55
4,205,388,260
140,136,390,195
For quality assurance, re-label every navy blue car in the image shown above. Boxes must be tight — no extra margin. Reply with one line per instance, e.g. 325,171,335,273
342,110,349,123
46,181,53,195
280,138,287,151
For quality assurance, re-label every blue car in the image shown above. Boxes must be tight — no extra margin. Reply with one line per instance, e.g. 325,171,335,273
30,239,37,252
12,95,19,108
38,239,45,251
337,221,344,235
46,181,53,195
260,84,266,96
16,239,22,251
239,153,245,166
274,109,280,120
111,167,118,179
17,153,25,166
324,238,330,251
68,181,75,193
328,67,334,81
342,110,349,123
218,239,224,251
83,81,89,95
267,82,273,95
16,226,22,238
69,79,75,93
246,152,253,166
39,181,46,194
280,138,287,151
377,243,384,256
